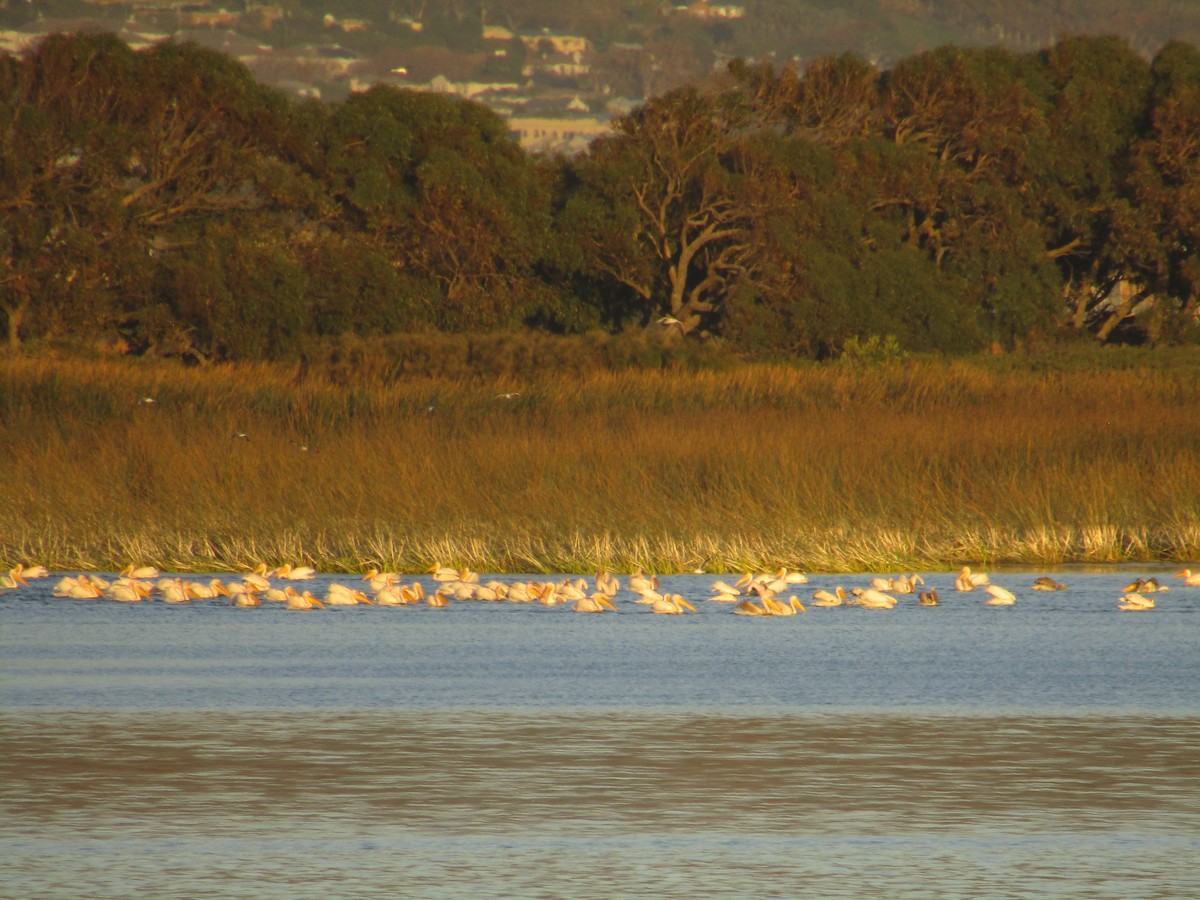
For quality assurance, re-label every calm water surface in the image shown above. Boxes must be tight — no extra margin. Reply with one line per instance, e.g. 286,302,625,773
3,568,1198,897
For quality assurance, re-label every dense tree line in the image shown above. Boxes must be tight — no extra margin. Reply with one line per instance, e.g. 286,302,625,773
2,32,1198,361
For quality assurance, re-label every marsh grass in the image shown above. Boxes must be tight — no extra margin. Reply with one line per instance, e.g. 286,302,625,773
2,351,1198,573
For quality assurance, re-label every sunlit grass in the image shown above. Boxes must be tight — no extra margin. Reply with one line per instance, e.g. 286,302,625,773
2,352,1198,573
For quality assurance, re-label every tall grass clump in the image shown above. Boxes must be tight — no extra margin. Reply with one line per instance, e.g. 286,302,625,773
1,348,1198,573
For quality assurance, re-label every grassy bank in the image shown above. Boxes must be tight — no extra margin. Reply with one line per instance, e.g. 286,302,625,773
2,349,1199,574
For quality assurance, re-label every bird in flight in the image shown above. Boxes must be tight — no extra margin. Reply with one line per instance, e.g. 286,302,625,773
496,392,521,400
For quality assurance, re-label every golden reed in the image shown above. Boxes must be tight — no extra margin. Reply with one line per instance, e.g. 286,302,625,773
1,350,1198,573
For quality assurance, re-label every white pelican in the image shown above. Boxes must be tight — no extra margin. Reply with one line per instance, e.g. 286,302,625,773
764,595,807,616
919,588,940,606
428,564,461,582
376,582,425,606
984,584,1016,606
710,580,741,600
1176,569,1200,586
13,563,49,580
595,571,620,596
228,583,261,607
574,593,618,613
650,594,696,615
373,585,406,606
121,564,160,579
849,588,897,609
1118,592,1155,611
482,580,509,599
444,582,477,601
954,566,989,591
159,579,197,604
6,567,29,587
537,583,567,606
556,579,588,602
506,582,534,603
324,583,374,605
1031,576,1067,591
274,564,316,581
777,568,810,585
285,589,326,610
891,574,924,594
243,564,271,592
53,576,103,599
362,568,398,592
187,578,230,599
629,569,658,593
811,586,846,607
427,589,451,608
870,576,894,591
634,587,665,605
107,580,151,602
733,599,769,616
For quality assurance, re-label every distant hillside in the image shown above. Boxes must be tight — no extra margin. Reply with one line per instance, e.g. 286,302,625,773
6,1,1199,74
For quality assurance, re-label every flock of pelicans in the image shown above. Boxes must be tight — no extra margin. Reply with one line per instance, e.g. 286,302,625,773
3,562,1200,614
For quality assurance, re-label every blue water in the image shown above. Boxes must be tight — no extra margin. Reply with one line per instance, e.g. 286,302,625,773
2,568,1198,897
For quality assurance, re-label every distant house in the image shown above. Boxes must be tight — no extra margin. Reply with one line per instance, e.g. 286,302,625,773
185,8,241,28
509,115,610,155
520,32,591,57
677,2,746,19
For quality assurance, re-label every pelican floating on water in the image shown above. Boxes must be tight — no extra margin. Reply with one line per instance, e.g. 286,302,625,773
274,564,316,581
285,589,326,610
649,594,697,615
733,599,769,616
1031,576,1067,591
811,586,846,607
954,566,989,591
53,576,103,599
983,584,1016,606
324,583,374,605
1176,569,1200,586
13,563,49,580
121,564,160,579
574,593,618,613
1118,592,1155,611
849,588,897,609
764,595,807,616
628,569,658,593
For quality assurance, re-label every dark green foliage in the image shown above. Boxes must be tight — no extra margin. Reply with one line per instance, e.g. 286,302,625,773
1,31,1198,360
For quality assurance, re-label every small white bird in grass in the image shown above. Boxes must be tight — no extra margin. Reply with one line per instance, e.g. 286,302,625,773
137,396,155,406
496,391,521,400
656,315,684,329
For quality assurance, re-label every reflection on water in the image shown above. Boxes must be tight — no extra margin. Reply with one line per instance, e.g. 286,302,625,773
3,711,1199,898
